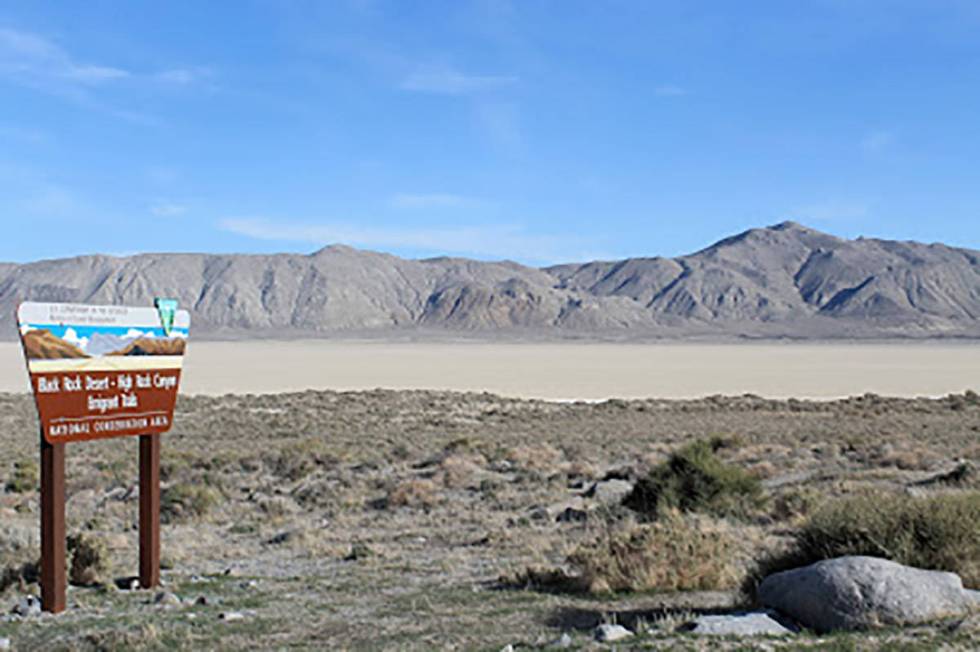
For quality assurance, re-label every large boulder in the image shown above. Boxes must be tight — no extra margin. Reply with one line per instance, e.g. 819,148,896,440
760,556,978,632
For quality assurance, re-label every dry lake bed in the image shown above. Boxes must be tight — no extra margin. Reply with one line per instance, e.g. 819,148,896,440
0,340,976,399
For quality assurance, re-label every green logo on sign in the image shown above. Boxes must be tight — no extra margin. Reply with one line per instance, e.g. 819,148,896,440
155,298,178,336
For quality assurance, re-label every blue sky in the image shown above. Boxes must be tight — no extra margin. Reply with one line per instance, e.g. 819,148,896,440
1,1,979,265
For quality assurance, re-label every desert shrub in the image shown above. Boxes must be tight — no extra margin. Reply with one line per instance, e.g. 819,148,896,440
0,560,38,595
623,439,764,520
748,491,980,595
385,478,439,509
5,459,38,493
67,533,108,586
268,438,339,482
161,483,220,523
770,486,823,523
439,453,486,489
504,443,564,473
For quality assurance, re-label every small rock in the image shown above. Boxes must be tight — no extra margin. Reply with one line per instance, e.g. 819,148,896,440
555,507,588,523
239,580,258,590
219,610,245,622
114,577,141,591
760,556,976,632
344,543,374,561
684,611,794,636
586,479,633,505
551,632,573,648
594,623,633,642
529,506,550,521
154,591,181,606
195,595,210,606
499,645,514,652
0,636,10,650
12,595,41,617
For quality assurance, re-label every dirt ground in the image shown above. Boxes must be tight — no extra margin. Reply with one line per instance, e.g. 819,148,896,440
1,389,979,650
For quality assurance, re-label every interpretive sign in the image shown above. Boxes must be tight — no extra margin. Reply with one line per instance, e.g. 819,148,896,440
16,300,190,614
17,302,190,443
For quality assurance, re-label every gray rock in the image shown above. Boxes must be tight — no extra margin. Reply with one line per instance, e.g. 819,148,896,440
0,636,10,650
685,611,794,636
551,632,573,648
587,479,634,506
760,556,976,632
219,611,246,622
153,591,182,606
555,507,588,523
12,595,40,617
966,590,980,609
594,623,633,642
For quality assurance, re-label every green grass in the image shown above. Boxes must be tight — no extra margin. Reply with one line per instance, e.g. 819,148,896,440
623,438,765,521
5,459,38,493
160,483,220,524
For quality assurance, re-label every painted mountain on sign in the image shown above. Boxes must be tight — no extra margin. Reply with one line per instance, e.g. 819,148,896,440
108,338,186,356
2,222,978,339
21,329,90,360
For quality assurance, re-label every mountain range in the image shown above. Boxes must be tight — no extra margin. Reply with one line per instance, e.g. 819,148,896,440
3,222,979,340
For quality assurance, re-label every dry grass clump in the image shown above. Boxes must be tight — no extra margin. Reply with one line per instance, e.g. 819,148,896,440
623,438,765,521
438,453,487,489
67,532,108,586
268,438,340,482
385,478,440,509
570,512,743,594
750,491,980,593
161,483,220,524
504,443,564,473
5,459,38,493
505,512,744,595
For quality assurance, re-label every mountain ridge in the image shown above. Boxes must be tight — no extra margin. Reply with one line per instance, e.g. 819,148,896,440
3,222,979,340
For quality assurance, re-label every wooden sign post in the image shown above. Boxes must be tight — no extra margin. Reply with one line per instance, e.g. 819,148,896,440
17,301,190,613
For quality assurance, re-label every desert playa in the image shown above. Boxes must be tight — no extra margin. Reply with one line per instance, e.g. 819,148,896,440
2,340,975,399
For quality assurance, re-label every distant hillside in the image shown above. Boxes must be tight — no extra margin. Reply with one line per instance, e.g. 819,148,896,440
2,222,979,340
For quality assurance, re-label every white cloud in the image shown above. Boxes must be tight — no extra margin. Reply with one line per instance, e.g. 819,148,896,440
150,202,188,217
0,28,129,85
62,327,89,350
124,328,154,339
790,201,869,223
400,66,517,95
654,85,688,97
219,217,593,264
390,193,470,209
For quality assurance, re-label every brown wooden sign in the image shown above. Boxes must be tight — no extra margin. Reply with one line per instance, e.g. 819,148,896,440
17,301,190,613
18,302,190,443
